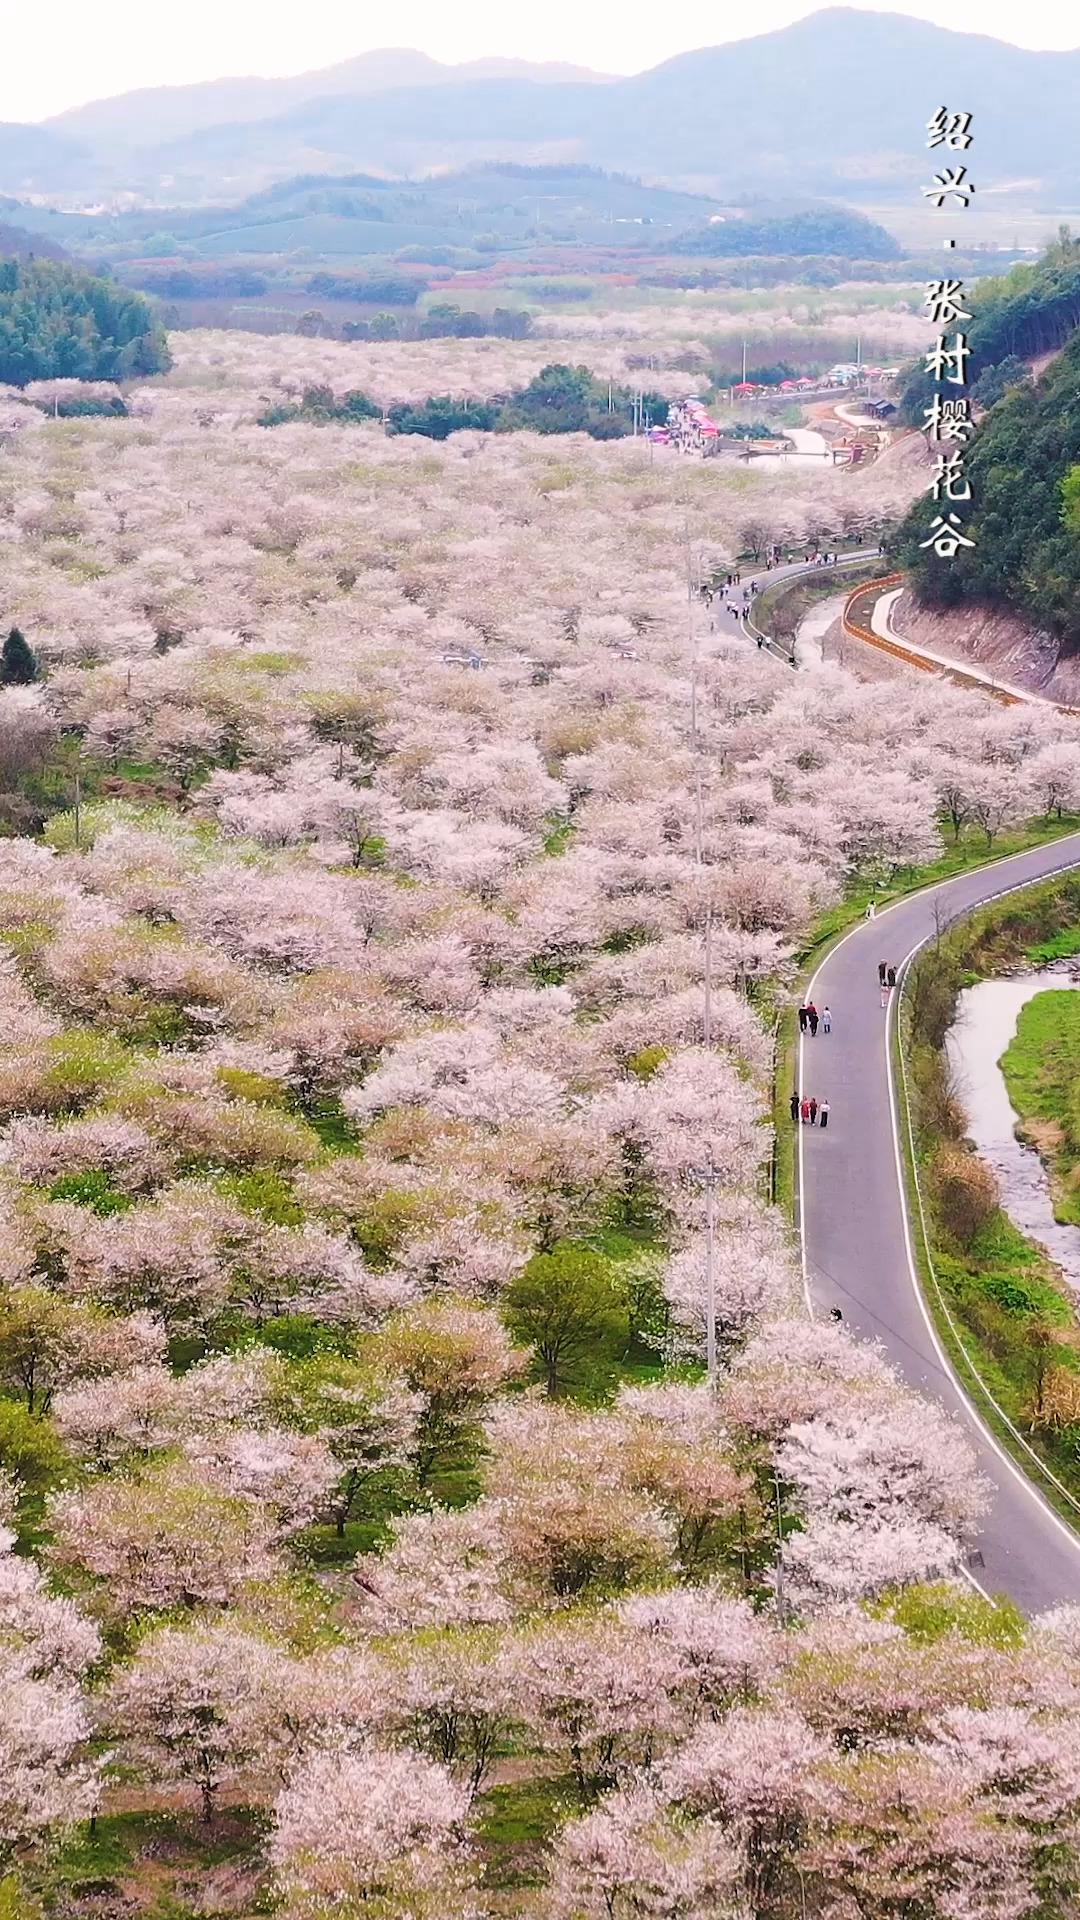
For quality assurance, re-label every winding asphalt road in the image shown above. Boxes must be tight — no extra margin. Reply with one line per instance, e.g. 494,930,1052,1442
797,840,1080,1611
713,555,1080,1605
708,548,868,665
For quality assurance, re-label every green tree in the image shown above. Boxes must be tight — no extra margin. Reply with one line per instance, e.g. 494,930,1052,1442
503,1246,629,1398
0,1875,42,1920
0,1398,68,1505
0,627,37,685
0,256,169,386
285,1356,413,1537
891,320,1080,639
386,395,498,439
970,353,1030,409
1062,462,1080,537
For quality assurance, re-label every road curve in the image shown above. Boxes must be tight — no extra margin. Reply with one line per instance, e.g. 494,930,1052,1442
797,837,1080,1612
709,550,871,667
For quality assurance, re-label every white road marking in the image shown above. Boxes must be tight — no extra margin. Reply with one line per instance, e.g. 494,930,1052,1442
796,837,1080,1576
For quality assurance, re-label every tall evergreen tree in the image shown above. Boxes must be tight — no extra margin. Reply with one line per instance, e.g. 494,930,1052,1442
0,628,38,686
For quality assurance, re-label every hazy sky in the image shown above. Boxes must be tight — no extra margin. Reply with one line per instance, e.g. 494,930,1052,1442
5,0,1077,123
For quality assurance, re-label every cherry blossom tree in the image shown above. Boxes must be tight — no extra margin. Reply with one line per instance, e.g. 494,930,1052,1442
0,1650,99,1863
368,1295,524,1485
46,1456,281,1622
663,1706,829,1916
546,1784,744,1920
353,1503,511,1632
270,1747,475,1917
384,1627,520,1794
106,1622,290,1822
511,1614,683,1795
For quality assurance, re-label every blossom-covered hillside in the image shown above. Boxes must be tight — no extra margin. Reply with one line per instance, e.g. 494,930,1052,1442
2,338,1080,1915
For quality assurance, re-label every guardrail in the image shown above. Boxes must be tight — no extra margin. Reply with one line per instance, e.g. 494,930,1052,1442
842,578,1080,716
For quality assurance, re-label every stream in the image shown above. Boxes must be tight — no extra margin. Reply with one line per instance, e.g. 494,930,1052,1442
945,967,1080,1290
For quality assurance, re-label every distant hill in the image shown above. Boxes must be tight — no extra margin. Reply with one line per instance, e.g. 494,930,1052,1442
44,51,613,151
0,166,903,281
0,215,69,262
0,121,91,197
5,10,1080,207
674,207,901,261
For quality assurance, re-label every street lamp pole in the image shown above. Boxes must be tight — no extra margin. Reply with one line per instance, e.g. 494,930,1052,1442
688,1161,721,1384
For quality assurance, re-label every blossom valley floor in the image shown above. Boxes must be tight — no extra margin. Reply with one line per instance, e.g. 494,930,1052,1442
3,333,1080,1917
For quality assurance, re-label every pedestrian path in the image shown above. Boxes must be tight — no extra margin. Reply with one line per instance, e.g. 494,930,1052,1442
871,588,1065,707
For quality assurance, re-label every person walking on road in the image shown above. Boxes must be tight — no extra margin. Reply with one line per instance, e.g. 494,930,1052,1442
819,1097,830,1129
886,964,897,990
790,1090,801,1124
808,1096,818,1125
878,961,887,987
807,1004,819,1037
800,1097,811,1124
822,1006,832,1034
865,899,876,920
798,1004,808,1032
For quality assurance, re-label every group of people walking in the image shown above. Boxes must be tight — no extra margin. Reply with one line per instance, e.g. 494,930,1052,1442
878,960,897,1007
796,997,831,1136
724,584,758,623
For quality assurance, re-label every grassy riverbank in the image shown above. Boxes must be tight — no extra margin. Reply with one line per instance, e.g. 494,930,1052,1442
772,813,1080,1222
1001,991,1080,1227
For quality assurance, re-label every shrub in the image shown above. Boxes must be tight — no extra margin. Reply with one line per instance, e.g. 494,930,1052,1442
928,1143,999,1248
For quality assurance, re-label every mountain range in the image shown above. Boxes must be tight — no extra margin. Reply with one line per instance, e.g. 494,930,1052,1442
45,51,613,151
3,9,1080,208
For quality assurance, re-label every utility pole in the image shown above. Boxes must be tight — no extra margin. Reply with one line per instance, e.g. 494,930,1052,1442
686,527,698,745
688,1162,721,1383
704,908,713,1047
772,1469,787,1622
694,767,713,1047
694,765,703,862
